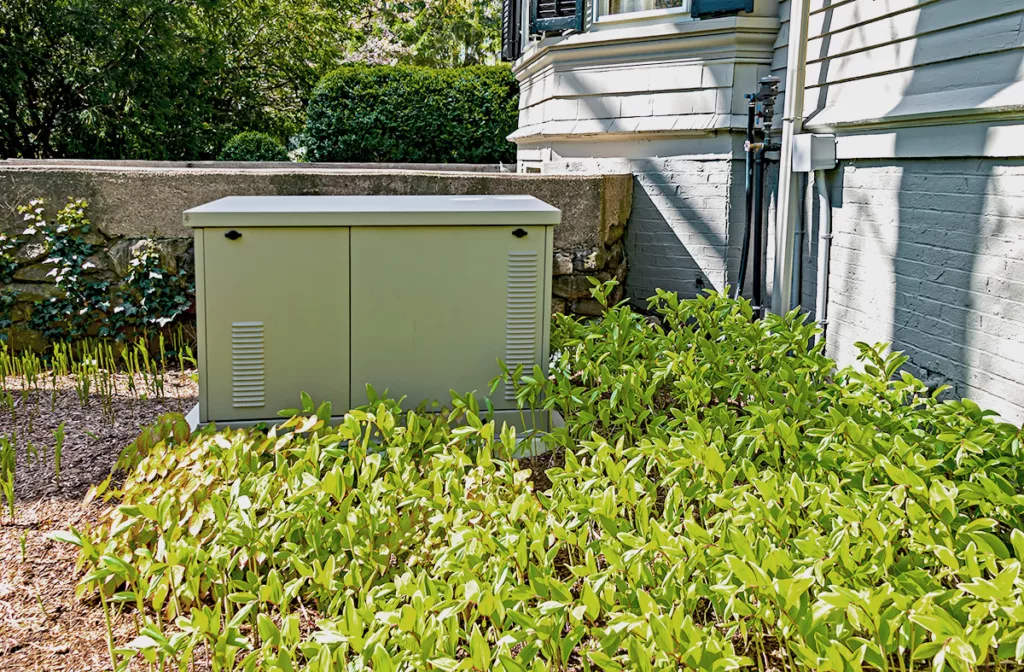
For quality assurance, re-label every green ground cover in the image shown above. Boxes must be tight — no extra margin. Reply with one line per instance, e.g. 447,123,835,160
60,283,1024,671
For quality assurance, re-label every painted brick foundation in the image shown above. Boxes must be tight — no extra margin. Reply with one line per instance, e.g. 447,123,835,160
817,158,1024,423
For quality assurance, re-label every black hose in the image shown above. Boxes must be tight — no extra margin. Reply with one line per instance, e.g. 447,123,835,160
752,146,767,317
734,104,756,300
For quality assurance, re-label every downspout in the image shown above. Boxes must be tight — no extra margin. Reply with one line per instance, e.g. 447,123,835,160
813,169,832,344
770,0,811,314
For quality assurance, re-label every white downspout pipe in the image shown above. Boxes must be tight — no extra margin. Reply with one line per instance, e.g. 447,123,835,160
770,0,811,314
813,169,832,345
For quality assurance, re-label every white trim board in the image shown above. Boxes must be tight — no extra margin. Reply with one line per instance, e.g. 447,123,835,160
828,120,1024,160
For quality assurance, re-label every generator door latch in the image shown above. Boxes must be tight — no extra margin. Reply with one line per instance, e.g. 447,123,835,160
512,228,528,238
225,230,242,240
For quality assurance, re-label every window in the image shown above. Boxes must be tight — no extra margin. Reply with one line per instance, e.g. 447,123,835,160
605,0,685,14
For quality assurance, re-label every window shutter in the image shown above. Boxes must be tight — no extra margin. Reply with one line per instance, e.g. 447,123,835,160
501,0,522,62
691,0,754,19
530,0,584,34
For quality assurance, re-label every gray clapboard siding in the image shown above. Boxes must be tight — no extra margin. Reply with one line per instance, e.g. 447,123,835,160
773,0,1024,129
776,5,1024,78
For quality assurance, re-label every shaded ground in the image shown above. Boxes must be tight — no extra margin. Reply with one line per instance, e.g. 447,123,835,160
0,371,197,672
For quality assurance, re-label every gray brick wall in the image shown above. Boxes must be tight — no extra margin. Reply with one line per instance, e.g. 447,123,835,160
820,158,1024,424
625,158,738,302
543,155,780,309
539,155,744,304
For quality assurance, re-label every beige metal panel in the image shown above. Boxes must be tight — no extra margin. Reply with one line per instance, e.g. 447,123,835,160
350,226,549,412
194,229,209,421
201,227,350,422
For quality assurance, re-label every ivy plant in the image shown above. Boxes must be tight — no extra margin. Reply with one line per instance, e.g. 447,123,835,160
10,198,194,342
108,240,193,337
20,198,110,340
0,228,20,331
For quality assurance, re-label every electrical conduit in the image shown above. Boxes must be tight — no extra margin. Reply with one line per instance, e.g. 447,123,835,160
814,169,832,345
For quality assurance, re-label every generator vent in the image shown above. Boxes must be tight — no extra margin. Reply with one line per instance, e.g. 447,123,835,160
231,322,266,408
504,250,539,401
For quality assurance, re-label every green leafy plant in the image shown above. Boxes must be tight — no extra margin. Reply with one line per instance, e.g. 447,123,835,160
108,240,193,338
20,198,109,341
53,421,65,486
10,198,195,345
0,229,20,282
218,131,290,162
0,435,14,522
305,64,519,164
58,284,1024,671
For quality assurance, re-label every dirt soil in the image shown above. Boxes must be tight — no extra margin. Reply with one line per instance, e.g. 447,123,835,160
0,371,197,672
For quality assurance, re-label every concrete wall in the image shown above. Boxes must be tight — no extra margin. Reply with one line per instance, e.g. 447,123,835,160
0,162,633,347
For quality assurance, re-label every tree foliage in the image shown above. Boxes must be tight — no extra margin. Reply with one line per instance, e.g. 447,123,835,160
0,0,501,161
367,0,502,68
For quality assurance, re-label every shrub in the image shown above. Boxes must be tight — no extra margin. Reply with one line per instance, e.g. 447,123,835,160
305,64,519,164
65,284,1024,671
218,132,290,162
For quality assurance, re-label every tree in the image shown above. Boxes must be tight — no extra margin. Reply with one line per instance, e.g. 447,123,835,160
0,0,504,160
0,0,362,160
371,0,502,68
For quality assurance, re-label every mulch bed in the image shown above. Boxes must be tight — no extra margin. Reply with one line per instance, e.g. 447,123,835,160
0,371,197,672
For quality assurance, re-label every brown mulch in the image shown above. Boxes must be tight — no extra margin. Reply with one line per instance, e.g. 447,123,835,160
0,371,197,672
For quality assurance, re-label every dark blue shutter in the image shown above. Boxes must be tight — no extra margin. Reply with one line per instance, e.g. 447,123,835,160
501,0,523,61
531,0,584,33
691,0,754,19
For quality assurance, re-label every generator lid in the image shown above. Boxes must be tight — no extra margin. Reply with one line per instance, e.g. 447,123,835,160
184,195,560,228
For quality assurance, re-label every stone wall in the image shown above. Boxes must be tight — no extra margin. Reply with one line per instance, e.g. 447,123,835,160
0,161,632,348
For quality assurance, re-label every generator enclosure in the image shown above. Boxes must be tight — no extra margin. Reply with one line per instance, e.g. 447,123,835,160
184,195,559,427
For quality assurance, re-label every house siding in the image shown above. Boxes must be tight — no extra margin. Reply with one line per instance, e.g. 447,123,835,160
512,0,1024,422
773,0,1024,130
771,1,1024,423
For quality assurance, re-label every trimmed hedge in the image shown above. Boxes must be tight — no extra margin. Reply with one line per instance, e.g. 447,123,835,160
218,132,290,162
304,65,519,164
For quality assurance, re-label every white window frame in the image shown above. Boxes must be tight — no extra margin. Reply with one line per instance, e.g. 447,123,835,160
592,0,690,26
